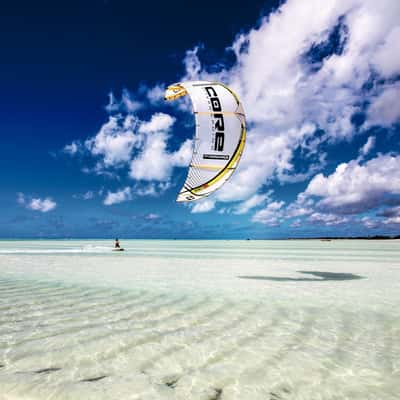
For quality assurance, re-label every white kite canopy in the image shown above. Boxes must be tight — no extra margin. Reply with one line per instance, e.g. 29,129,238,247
165,81,246,202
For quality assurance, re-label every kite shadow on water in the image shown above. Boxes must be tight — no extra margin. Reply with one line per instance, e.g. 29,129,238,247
238,270,365,282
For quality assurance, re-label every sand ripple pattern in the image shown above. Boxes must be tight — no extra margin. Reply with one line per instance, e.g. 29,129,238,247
0,278,399,400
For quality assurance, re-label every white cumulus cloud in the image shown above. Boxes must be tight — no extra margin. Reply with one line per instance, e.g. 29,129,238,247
366,83,400,128
63,141,81,155
17,193,57,212
134,182,172,197
105,89,142,113
359,136,376,159
103,187,132,205
66,110,192,188
145,213,160,220
191,198,216,213
85,116,137,169
129,113,191,181
304,154,400,214
308,212,348,226
252,201,285,226
138,113,175,134
233,193,270,215
146,84,167,104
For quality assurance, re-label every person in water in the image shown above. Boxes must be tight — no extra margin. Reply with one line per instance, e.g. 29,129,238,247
114,238,120,249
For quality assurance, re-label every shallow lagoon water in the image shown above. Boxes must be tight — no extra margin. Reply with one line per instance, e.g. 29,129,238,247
0,240,399,399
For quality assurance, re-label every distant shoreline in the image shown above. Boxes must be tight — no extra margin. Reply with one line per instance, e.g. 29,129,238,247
285,235,400,240
0,235,399,241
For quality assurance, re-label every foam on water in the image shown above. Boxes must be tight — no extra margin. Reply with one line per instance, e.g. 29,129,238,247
0,240,399,399
0,244,113,254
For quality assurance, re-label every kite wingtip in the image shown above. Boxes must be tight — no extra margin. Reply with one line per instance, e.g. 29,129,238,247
164,84,187,101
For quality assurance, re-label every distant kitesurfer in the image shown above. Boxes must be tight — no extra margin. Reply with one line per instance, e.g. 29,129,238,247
114,238,120,249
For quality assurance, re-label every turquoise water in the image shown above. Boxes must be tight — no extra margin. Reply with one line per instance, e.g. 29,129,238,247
0,240,399,399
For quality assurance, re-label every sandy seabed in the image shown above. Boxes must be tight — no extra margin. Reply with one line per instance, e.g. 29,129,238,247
0,240,399,399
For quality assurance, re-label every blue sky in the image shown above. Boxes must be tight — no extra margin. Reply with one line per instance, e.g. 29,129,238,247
1,0,399,239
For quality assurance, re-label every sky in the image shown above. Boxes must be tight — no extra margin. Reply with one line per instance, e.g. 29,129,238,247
1,0,399,239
